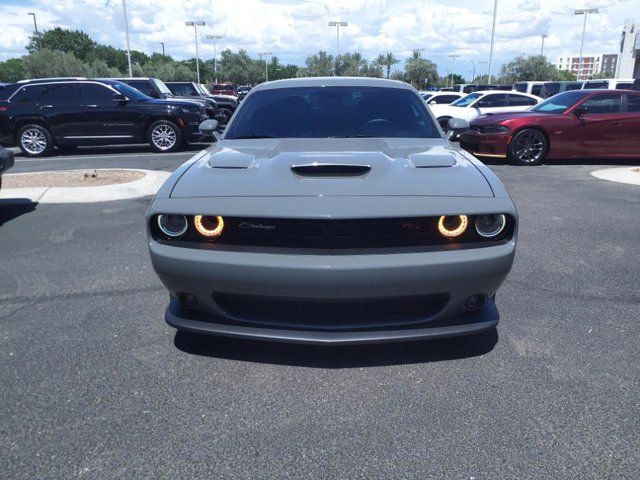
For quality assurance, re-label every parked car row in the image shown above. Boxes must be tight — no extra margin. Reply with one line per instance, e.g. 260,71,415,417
0,77,212,156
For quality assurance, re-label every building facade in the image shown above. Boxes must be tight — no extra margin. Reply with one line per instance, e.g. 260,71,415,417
556,53,618,80
617,21,640,78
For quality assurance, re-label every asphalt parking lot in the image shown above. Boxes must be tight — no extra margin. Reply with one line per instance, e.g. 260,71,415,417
1,146,639,479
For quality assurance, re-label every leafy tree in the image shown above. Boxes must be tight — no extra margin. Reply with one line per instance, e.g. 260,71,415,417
27,27,96,61
404,50,439,89
359,63,383,78
216,49,263,84
0,58,26,82
556,69,577,81
375,52,399,79
499,55,559,82
304,51,334,77
22,48,89,78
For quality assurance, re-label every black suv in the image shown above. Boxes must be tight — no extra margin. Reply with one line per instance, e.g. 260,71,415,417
110,77,219,119
0,78,208,157
166,82,237,124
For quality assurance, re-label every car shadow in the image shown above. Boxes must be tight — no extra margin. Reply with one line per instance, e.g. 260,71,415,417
173,328,498,368
12,143,213,159
0,199,37,226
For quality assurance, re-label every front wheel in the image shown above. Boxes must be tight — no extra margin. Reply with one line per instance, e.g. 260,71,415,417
148,120,183,153
508,129,548,166
18,124,54,157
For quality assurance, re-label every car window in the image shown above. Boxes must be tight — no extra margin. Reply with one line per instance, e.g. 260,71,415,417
82,83,115,105
625,94,640,113
565,82,583,91
42,83,81,106
581,94,622,114
615,82,632,90
530,91,588,113
225,86,440,139
168,83,198,96
508,95,537,106
513,82,527,93
126,80,155,96
531,85,543,96
476,94,508,107
541,83,560,98
451,92,482,107
437,95,460,104
584,81,607,89
11,85,48,103
153,79,173,95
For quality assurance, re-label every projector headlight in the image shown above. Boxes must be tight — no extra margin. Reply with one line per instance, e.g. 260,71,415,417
157,214,188,238
194,215,224,238
475,214,506,238
437,215,468,239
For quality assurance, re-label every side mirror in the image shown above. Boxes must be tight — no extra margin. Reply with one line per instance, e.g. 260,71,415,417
0,147,15,173
447,118,470,136
573,106,587,116
113,93,128,104
199,119,219,137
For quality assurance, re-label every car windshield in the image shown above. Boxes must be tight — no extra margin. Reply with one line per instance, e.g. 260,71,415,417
225,86,440,139
422,93,433,100
197,84,210,94
153,78,173,95
450,92,482,107
529,91,588,114
106,81,151,100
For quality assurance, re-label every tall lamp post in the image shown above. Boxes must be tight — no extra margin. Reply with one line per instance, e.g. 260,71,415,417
448,54,460,87
27,12,41,49
160,42,165,56
470,59,476,82
185,21,205,83
574,8,598,80
122,0,133,77
540,34,548,56
206,34,223,84
487,0,498,84
259,52,272,82
328,21,348,51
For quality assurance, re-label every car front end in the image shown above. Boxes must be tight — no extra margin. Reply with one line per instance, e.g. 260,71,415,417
147,78,518,344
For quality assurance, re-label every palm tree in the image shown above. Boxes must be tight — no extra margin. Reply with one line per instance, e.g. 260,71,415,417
376,52,399,79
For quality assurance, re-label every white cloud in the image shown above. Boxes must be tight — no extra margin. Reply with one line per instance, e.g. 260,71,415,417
0,0,633,78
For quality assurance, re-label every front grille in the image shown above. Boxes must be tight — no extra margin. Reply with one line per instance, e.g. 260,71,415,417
213,293,450,330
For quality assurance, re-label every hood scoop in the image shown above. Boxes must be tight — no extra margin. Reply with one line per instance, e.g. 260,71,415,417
208,149,255,169
408,152,456,168
291,163,371,177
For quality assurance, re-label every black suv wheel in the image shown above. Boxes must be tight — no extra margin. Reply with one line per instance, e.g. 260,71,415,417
18,124,54,157
147,120,183,153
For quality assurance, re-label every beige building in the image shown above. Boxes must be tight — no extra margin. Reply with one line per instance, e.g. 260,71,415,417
556,53,618,80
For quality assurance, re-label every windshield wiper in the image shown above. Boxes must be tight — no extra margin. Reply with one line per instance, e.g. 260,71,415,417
228,134,278,139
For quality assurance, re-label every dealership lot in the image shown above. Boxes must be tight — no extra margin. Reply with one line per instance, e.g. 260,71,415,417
1,149,639,478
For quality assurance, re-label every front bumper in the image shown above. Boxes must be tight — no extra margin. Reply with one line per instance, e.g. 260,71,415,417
150,240,516,344
460,130,509,158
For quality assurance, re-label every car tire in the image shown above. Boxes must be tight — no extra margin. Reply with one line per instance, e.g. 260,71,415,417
17,124,54,157
508,128,548,166
148,120,183,153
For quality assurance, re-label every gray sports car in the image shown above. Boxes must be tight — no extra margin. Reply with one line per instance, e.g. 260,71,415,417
147,77,517,344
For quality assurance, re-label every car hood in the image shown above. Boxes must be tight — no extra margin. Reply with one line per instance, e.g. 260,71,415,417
170,138,494,198
471,111,549,124
146,98,204,108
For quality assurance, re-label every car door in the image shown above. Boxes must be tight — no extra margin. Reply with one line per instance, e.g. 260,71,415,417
617,93,640,155
566,93,623,156
38,83,85,140
472,93,510,117
79,82,142,144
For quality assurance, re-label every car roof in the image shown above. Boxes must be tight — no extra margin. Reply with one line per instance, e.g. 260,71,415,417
252,76,414,92
474,89,536,96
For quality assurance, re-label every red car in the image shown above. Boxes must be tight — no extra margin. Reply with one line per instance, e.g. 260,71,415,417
460,89,640,165
209,84,236,96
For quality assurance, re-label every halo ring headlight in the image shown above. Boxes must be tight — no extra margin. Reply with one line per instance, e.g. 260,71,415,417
157,214,188,238
475,214,506,238
194,215,224,238
437,215,468,239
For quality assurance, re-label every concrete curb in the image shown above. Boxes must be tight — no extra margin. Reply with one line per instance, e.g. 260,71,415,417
590,167,640,186
0,169,171,204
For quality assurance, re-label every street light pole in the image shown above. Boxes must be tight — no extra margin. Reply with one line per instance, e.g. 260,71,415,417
487,0,498,84
121,0,133,77
259,52,272,82
448,54,460,87
206,34,223,84
185,21,205,84
328,21,348,51
160,42,165,56
27,12,40,49
574,8,598,81
470,59,476,82
540,34,548,56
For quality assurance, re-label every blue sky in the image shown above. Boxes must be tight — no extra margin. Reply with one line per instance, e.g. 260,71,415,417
0,0,635,78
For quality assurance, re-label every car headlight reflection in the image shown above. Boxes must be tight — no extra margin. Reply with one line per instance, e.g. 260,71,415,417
194,215,224,238
437,215,468,239
157,214,188,238
475,214,506,238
